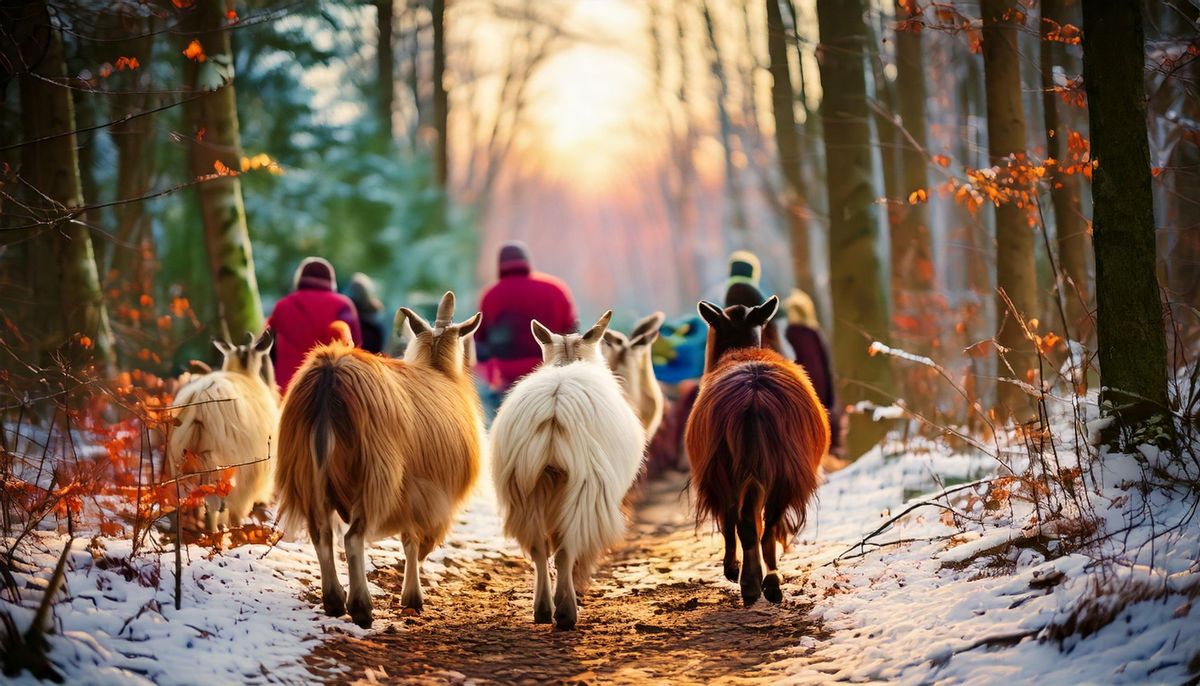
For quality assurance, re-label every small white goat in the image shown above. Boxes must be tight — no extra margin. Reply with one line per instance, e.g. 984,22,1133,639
490,311,645,630
601,312,666,439
167,330,280,532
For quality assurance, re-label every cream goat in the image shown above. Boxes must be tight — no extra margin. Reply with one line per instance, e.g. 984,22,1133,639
490,311,645,630
167,330,281,532
601,311,666,439
275,292,483,628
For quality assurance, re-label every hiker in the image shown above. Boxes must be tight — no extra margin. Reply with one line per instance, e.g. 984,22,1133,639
346,272,387,354
267,257,361,392
784,288,844,458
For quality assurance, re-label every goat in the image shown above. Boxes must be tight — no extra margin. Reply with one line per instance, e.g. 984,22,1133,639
684,296,829,606
275,292,483,628
490,311,645,630
167,330,280,533
601,312,666,438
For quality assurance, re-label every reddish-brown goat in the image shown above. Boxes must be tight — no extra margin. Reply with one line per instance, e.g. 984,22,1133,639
685,296,830,606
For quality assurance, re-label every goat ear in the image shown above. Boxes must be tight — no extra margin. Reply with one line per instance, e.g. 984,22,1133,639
601,330,623,347
253,328,274,353
457,312,482,338
630,312,665,346
749,295,779,326
397,307,431,336
582,310,613,344
697,301,724,327
212,337,234,356
531,320,554,346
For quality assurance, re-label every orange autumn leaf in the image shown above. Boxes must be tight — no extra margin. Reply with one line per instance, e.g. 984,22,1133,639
80,335,93,349
182,39,206,63
213,159,236,176
907,188,928,205
932,154,952,168
115,56,140,71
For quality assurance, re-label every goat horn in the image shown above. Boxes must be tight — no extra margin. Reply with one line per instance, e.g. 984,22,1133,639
435,291,456,326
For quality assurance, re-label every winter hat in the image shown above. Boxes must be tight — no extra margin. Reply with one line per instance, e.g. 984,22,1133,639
294,256,336,291
727,250,761,288
498,240,532,277
347,273,384,314
785,288,819,329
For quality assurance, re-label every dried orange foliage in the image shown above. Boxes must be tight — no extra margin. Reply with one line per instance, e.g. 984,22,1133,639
182,39,206,63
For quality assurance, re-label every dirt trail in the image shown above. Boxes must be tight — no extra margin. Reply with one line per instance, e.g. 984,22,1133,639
307,472,824,684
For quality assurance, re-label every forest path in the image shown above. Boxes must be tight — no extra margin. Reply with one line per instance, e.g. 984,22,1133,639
306,471,826,684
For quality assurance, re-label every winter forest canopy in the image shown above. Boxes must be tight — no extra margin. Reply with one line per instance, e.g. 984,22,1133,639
0,0,1199,683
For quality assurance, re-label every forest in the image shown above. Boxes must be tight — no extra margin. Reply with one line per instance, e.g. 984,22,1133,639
0,0,1198,683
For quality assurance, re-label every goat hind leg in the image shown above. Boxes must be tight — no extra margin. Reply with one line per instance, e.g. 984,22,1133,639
532,539,553,624
400,537,424,613
722,508,740,582
736,487,764,607
344,513,372,628
311,514,345,617
553,549,578,630
760,514,783,604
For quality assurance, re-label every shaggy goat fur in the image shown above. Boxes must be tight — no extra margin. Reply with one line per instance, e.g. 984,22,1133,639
275,292,483,628
490,311,645,630
601,312,666,439
685,296,829,607
167,331,280,532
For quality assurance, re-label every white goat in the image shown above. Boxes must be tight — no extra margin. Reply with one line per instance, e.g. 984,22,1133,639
601,312,666,439
490,311,645,630
167,330,280,532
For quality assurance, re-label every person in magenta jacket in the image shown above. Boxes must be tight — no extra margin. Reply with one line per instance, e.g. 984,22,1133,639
267,257,362,393
475,241,578,400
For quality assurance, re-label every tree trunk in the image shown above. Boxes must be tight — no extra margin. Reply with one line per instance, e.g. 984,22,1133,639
182,0,265,341
16,5,115,373
110,15,155,292
981,0,1038,418
892,0,934,328
431,0,448,188
1080,0,1173,440
766,0,815,297
816,0,895,459
377,0,396,142
701,1,750,242
1041,0,1091,346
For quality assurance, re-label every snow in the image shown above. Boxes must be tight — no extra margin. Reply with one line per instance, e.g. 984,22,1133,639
4,388,1198,684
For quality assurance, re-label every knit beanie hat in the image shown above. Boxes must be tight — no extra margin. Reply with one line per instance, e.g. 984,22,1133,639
498,240,532,276
727,250,761,287
294,256,336,291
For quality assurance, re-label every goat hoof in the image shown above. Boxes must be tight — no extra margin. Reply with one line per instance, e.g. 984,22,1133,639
401,595,423,614
763,574,783,604
348,601,373,629
553,607,576,631
322,589,346,618
740,574,762,607
534,606,553,624
723,560,740,582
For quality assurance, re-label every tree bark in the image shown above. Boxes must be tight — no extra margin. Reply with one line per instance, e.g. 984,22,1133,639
1040,0,1091,345
182,0,265,341
816,0,895,459
766,0,815,296
701,1,749,241
377,0,396,142
1080,0,1173,439
431,0,448,188
110,14,155,291
981,0,1038,418
15,4,115,373
892,0,934,323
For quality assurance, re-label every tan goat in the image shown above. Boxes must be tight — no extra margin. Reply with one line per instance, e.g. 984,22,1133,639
275,292,483,628
601,312,666,438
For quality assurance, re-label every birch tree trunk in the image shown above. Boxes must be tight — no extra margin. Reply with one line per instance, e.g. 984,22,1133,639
981,0,1037,418
816,0,895,459
16,4,115,373
701,1,749,241
1080,0,1173,443
182,0,265,341
766,0,815,296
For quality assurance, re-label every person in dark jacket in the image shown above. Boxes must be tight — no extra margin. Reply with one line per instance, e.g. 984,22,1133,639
476,241,578,400
784,288,844,457
346,272,386,354
267,257,361,392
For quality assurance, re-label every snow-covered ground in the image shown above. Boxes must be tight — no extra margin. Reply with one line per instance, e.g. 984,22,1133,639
3,392,1198,684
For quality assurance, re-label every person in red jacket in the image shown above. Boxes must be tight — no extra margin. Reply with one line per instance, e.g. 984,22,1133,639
475,241,578,410
267,257,362,393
